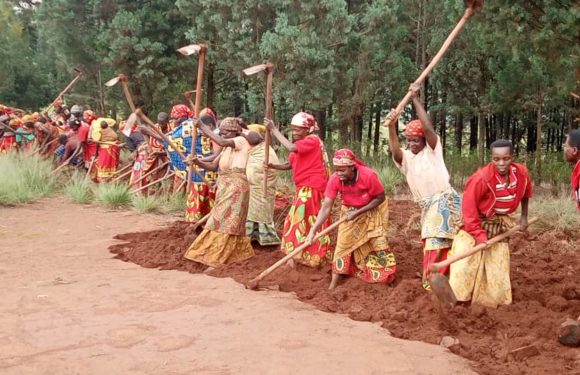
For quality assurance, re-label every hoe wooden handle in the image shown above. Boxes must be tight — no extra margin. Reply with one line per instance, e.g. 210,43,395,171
430,216,539,271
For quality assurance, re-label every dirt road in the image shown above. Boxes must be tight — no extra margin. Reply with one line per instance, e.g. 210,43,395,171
0,199,473,374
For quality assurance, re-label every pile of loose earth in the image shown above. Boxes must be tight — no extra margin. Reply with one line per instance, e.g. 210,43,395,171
109,200,580,375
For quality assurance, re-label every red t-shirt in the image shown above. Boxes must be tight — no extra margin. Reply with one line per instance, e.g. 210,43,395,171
288,135,328,192
76,123,90,143
324,165,384,208
572,160,580,211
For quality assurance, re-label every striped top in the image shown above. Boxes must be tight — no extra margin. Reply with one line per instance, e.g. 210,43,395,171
493,166,519,214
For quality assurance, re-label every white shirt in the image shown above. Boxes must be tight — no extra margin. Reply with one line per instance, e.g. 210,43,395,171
394,136,451,201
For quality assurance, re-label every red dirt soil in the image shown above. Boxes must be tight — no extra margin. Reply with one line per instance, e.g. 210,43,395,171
109,200,580,375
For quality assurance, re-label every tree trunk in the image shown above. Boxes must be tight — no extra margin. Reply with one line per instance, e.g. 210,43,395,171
314,110,327,142
327,102,333,142
439,91,447,150
469,115,478,150
535,92,544,180
206,61,215,109
366,104,373,157
97,68,105,115
374,102,381,155
478,112,485,166
455,112,463,151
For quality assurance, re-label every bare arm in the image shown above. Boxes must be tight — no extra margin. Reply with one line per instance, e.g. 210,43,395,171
386,111,403,165
305,197,335,244
268,161,291,170
347,192,386,220
264,118,297,153
193,154,220,172
197,121,236,148
410,83,437,149
519,197,529,230
200,148,222,162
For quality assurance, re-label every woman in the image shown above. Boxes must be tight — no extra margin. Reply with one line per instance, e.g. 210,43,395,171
386,83,462,290
185,108,219,223
265,112,331,267
449,139,532,307
245,124,281,246
563,129,580,211
93,118,119,182
183,117,254,266
306,149,397,289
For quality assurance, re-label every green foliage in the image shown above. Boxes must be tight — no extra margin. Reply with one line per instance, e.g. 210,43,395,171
531,195,579,232
374,163,405,196
1,0,579,186
0,152,57,205
131,194,161,213
93,182,130,208
64,172,93,204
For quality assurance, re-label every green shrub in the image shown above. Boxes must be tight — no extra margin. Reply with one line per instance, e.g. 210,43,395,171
0,152,57,205
93,182,131,208
64,172,93,204
131,194,161,213
530,194,579,231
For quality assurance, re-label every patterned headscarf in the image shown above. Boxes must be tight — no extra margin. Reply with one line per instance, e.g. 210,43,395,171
404,120,425,138
332,148,366,167
219,117,241,132
170,104,193,120
291,112,319,133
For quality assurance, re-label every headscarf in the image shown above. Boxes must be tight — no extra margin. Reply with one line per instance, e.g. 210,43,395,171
219,117,241,132
291,112,319,133
332,148,366,167
8,118,22,129
83,110,96,125
21,115,34,124
404,120,425,138
247,124,266,137
170,104,193,120
199,107,217,124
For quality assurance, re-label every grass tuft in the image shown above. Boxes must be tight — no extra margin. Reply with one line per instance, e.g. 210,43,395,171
0,152,58,205
64,172,93,204
131,194,161,213
93,182,131,209
530,194,579,231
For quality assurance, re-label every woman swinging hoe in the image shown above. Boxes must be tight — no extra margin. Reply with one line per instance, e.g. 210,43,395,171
305,149,397,289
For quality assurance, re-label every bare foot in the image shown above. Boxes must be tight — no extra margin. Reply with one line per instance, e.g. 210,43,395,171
328,274,342,290
286,258,296,269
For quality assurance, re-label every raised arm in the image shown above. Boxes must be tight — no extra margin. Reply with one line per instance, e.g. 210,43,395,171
264,118,297,153
385,111,403,165
197,121,236,148
409,83,437,150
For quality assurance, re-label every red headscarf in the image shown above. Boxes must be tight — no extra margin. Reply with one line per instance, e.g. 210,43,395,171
170,104,193,120
199,107,217,123
332,148,366,167
404,120,425,138
291,112,319,133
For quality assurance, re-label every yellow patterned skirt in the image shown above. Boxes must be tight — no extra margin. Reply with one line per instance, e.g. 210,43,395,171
333,201,397,283
449,215,515,307
183,170,254,266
